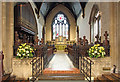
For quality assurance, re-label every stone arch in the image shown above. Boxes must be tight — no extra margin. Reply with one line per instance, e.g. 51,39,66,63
89,4,99,25
89,4,100,42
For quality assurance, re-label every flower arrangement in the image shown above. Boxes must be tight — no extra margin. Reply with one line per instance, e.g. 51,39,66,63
16,43,35,59
88,44,105,58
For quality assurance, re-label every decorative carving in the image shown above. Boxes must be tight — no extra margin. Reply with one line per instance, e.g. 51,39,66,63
83,36,88,45
41,38,44,44
14,3,37,31
23,34,27,43
95,34,100,44
103,31,109,46
15,31,20,46
78,38,82,45
34,36,39,45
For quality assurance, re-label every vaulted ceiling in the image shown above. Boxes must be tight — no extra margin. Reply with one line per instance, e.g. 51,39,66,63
34,2,87,20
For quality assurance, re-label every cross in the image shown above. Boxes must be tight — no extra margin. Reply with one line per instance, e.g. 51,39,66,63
83,36,87,45
34,36,39,45
15,31,19,45
104,31,109,40
15,31,19,39
104,31,109,46
41,38,44,44
79,38,82,45
95,34,99,43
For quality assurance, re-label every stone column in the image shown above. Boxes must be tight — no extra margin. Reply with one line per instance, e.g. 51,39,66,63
117,2,120,73
0,1,2,50
0,1,2,82
2,2,14,74
110,2,120,73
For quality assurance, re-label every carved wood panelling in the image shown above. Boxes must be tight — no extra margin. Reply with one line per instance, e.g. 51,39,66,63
14,3,37,33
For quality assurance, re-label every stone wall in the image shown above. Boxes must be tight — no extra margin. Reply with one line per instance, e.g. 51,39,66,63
11,58,32,80
110,2,120,73
90,57,111,77
77,2,120,74
118,2,120,73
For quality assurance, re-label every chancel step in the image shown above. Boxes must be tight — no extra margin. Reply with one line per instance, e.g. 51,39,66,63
38,74,85,80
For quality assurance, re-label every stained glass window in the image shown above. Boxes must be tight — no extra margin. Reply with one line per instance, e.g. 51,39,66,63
52,12,69,40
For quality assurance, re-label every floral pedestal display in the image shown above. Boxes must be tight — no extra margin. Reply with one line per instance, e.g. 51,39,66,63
89,57,111,77
11,57,33,80
88,44,111,77
11,43,36,79
16,43,35,59
88,44,105,58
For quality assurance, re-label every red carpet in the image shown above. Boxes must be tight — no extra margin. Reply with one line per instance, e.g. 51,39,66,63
43,68,80,74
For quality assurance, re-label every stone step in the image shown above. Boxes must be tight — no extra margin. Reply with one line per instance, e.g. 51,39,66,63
94,78,99,82
111,73,120,79
97,76,108,82
43,68,80,74
102,74,119,82
14,81,29,82
38,74,85,80
2,74,10,82
8,76,16,82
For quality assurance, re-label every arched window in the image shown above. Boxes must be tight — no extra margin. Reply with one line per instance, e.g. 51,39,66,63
52,12,70,40
89,5,101,43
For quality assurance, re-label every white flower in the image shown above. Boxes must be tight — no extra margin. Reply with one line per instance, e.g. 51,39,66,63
26,51,29,53
94,51,97,53
18,54,21,56
23,54,25,56
97,53,100,55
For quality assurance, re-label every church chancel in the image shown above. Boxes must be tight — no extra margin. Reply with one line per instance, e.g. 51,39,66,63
0,1,120,82
47,12,70,50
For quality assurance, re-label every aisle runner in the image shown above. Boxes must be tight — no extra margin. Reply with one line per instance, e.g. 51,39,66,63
43,50,80,74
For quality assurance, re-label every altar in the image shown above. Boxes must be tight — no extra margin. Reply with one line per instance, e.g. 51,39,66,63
46,36,75,50
55,44,67,50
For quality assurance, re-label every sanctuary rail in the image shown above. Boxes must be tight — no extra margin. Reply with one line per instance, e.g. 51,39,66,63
30,45,54,81
80,56,94,82
68,45,94,82
30,45,44,80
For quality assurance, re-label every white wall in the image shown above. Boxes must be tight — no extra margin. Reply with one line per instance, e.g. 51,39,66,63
77,2,94,43
29,1,45,41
